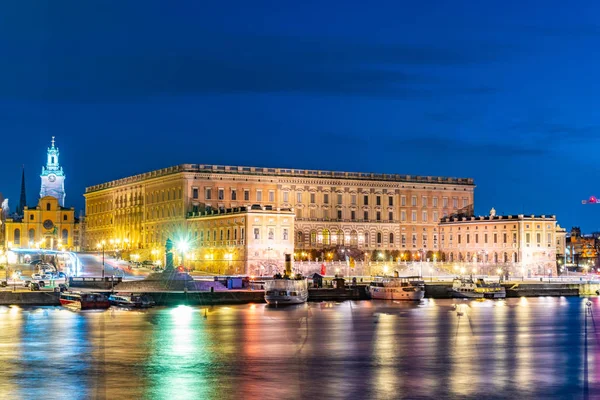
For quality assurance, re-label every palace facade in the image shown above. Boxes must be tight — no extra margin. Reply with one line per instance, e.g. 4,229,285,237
438,208,567,276
84,164,475,273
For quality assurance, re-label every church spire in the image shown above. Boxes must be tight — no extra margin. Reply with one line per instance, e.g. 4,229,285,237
17,165,26,216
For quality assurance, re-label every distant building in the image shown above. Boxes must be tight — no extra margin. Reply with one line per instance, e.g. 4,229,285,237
4,138,78,251
566,227,598,268
439,208,564,277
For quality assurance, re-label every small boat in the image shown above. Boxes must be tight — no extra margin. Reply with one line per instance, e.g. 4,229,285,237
368,276,425,301
108,293,155,308
449,278,483,299
264,278,308,305
60,292,111,310
449,277,506,299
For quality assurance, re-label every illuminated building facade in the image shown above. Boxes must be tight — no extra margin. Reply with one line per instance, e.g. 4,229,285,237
84,164,475,272
4,138,78,251
439,208,565,276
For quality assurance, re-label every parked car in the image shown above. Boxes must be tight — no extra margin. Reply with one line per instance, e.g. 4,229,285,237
32,273,53,280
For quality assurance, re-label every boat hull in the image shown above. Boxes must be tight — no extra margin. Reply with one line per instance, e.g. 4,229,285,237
450,290,483,299
265,292,308,305
264,279,308,305
369,287,425,301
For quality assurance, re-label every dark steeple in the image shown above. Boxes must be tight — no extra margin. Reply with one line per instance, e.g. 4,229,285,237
17,165,26,216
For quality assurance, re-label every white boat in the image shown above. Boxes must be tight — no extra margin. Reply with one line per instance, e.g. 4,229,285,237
368,276,425,301
108,293,156,308
449,278,506,299
264,278,308,305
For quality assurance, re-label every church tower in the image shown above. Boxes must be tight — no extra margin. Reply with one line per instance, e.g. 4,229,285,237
40,136,66,207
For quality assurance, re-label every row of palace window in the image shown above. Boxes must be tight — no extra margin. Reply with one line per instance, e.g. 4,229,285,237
144,227,291,244
195,187,469,208
12,228,69,245
298,231,439,247
443,232,553,246
296,209,446,222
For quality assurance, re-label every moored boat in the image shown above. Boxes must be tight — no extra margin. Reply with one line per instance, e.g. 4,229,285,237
264,278,308,305
60,292,111,310
108,293,156,308
449,277,506,299
368,276,425,301
264,253,308,305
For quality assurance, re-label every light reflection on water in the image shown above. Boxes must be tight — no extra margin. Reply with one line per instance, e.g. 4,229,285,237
0,298,599,399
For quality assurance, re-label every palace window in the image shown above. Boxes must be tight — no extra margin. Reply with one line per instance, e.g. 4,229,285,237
412,196,417,206
433,197,438,207
283,191,288,202
388,211,393,221
192,187,198,199
256,190,262,202
376,212,381,221
324,193,329,204
231,189,237,201
401,196,406,206
389,197,393,206
268,190,274,202
244,190,250,201
351,210,356,220
363,195,369,206
296,192,302,203
376,196,381,206
218,189,224,200
364,211,369,221
205,188,212,200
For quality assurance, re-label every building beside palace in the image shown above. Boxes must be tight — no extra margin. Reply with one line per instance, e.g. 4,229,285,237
565,227,598,268
438,208,566,276
84,164,475,274
4,138,79,251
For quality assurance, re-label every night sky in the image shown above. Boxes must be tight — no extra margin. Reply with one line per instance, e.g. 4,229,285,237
1,1,599,231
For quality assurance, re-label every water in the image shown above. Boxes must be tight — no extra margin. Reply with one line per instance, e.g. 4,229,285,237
0,297,598,400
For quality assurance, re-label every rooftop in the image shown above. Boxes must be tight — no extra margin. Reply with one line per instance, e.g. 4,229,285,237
85,163,475,193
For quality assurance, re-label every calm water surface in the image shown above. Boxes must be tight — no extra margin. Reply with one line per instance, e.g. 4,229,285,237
0,297,599,400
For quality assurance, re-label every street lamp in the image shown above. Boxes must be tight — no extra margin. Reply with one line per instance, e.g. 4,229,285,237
177,240,190,270
97,240,106,278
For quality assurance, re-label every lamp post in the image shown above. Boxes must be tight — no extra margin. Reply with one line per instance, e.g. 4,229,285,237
97,240,106,278
177,240,190,271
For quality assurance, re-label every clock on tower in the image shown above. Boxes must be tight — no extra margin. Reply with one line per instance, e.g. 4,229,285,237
40,137,66,207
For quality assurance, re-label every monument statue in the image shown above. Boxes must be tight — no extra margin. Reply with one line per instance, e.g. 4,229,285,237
165,238,174,271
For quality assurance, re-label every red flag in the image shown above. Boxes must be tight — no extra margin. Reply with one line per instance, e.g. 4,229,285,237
320,263,326,276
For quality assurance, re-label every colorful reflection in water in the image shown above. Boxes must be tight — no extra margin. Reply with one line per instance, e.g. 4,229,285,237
0,298,599,400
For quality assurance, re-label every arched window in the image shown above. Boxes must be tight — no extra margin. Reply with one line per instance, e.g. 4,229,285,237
389,232,394,245
494,253,498,263
28,229,35,243
46,203,51,211
364,232,369,246
63,215,67,221
337,230,345,245
227,229,230,240
14,229,20,245
376,232,382,244
449,253,454,262
322,229,330,245
503,252,508,263
220,230,224,241
62,229,68,242
310,230,317,246
350,230,358,246
296,231,304,246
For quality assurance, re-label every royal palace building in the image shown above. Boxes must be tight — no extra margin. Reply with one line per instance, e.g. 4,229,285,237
438,208,567,277
84,164,475,273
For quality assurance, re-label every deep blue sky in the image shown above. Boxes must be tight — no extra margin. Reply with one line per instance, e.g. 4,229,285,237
1,1,599,231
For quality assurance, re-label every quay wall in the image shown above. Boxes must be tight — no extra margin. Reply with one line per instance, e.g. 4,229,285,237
0,291,60,306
